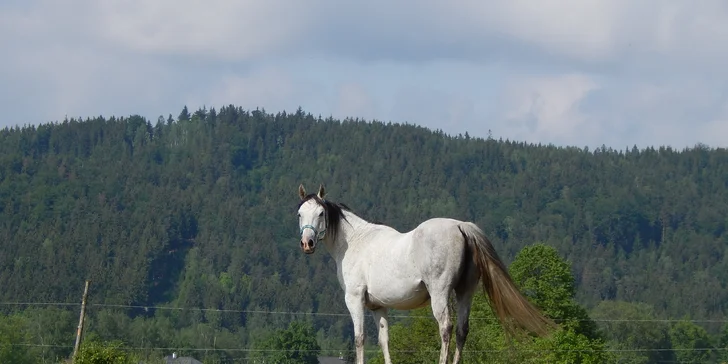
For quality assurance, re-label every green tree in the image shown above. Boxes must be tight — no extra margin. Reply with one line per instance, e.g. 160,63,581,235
487,243,611,363
718,322,728,363
178,106,190,122
669,319,715,363
0,314,34,364
342,339,356,364
252,321,321,364
74,337,137,364
590,300,672,364
509,244,601,340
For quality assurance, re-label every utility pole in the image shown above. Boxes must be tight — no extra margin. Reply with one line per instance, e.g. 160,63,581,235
72,280,91,362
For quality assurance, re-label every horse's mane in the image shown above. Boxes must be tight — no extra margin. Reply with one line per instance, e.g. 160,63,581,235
297,194,385,239
297,194,349,240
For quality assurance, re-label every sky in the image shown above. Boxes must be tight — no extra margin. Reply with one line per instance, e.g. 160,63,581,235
1,1,727,150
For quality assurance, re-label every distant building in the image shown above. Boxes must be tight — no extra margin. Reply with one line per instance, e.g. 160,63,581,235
163,352,203,364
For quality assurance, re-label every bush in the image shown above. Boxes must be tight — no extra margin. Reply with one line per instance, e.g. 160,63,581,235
74,339,137,364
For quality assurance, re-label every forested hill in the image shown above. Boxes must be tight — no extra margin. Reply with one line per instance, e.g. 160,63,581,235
1,106,727,346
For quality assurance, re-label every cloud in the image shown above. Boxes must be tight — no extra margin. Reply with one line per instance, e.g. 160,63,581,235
334,83,378,121
595,78,728,148
498,73,601,146
700,103,728,147
1,0,727,149
91,0,319,62
62,0,726,72
7,1,728,69
199,66,301,112
0,0,182,123
0,40,178,124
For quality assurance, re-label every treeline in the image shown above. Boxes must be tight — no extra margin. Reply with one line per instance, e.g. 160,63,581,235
1,105,727,362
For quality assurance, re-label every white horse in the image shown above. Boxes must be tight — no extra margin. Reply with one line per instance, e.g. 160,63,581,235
296,184,554,364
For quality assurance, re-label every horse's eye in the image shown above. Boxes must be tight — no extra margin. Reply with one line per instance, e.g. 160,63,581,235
318,211,324,217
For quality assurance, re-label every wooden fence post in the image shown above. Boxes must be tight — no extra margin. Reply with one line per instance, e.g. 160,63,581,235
72,280,91,362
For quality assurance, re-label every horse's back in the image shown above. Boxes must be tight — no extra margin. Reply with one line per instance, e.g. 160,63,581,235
409,217,470,268
413,217,468,234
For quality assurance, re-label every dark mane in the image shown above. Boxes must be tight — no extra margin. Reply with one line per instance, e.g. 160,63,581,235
297,194,350,240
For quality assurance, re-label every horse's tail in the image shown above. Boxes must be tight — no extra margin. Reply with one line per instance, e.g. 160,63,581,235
458,222,555,337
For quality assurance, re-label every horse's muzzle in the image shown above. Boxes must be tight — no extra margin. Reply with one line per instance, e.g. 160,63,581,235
301,238,316,254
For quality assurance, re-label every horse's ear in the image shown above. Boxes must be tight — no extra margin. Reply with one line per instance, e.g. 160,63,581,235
317,184,326,199
298,184,306,200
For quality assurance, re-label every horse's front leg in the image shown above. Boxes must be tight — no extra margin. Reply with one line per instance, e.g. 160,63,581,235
345,291,366,364
373,308,392,364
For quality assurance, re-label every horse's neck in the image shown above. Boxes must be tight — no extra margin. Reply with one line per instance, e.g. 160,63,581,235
324,211,372,261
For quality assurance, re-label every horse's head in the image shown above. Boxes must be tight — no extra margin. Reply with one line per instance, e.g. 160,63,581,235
296,183,328,254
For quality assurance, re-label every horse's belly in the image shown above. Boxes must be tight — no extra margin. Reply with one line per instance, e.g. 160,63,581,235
366,278,430,310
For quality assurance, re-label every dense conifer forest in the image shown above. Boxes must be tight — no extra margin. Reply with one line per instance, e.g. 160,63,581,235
1,105,727,362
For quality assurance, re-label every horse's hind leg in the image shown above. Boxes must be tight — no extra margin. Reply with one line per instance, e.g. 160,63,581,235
373,308,392,364
452,280,477,364
429,287,454,364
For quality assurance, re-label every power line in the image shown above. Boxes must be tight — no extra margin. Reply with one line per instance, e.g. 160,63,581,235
11,343,74,349
88,303,351,317
0,302,79,307
1,301,727,323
